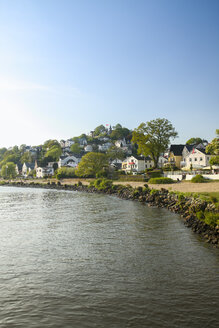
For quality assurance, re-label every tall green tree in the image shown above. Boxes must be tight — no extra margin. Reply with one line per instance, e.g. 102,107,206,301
206,129,219,166
186,137,203,145
1,162,17,178
44,145,62,162
94,125,107,136
132,118,178,168
20,151,33,164
106,146,126,161
76,152,108,177
110,127,130,140
70,143,81,154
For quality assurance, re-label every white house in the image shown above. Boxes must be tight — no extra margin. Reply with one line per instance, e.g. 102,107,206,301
65,139,75,148
84,145,93,152
185,148,212,169
58,155,81,168
98,142,113,152
122,156,145,173
145,156,154,169
115,139,127,148
36,167,54,178
158,155,168,168
22,162,36,176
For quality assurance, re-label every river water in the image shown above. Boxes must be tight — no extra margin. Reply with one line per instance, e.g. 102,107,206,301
0,186,218,328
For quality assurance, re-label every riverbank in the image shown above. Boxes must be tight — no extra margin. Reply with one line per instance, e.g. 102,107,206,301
1,179,219,248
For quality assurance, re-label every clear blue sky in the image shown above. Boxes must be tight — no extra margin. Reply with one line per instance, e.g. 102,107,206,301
0,0,218,147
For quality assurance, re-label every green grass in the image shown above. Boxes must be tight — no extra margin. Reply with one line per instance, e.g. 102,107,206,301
173,191,219,204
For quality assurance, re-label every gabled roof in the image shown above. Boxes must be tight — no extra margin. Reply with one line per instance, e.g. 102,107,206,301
129,155,145,161
24,162,35,169
184,144,193,152
169,144,185,156
16,163,23,170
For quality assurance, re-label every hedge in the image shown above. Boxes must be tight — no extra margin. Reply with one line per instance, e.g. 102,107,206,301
148,177,174,184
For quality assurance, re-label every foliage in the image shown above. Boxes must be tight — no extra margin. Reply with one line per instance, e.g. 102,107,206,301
191,174,207,183
0,148,7,161
132,118,178,168
206,129,219,155
76,152,108,177
186,137,203,145
106,146,126,161
70,143,81,154
110,127,130,140
146,170,162,178
20,151,33,164
56,167,77,179
148,177,174,184
209,155,219,166
94,125,107,136
1,162,17,178
44,145,62,162
196,211,205,221
43,139,60,150
204,212,219,227
93,178,113,191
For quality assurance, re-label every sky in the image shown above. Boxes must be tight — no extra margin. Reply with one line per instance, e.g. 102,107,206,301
0,0,218,148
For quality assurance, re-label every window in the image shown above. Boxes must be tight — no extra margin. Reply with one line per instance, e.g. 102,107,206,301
195,158,197,161
200,157,202,161
189,158,192,162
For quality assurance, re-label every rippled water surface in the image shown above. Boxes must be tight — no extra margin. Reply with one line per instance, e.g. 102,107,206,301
0,186,219,328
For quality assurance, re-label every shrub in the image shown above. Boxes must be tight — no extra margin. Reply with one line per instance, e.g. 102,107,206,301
191,174,207,183
148,177,174,184
56,167,77,179
210,195,218,204
178,193,185,201
147,170,162,178
94,178,113,191
204,212,219,227
150,189,159,196
196,211,205,221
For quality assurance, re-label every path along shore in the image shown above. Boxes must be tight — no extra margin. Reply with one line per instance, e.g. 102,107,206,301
60,179,219,193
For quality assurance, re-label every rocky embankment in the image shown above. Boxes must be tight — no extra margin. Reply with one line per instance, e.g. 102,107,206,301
3,180,219,248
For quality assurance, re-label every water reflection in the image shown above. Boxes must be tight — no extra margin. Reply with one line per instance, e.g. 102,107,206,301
0,186,218,328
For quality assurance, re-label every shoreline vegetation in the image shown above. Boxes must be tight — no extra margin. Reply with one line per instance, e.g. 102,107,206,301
1,178,219,248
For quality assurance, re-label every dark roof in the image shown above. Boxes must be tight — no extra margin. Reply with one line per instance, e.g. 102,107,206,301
145,156,152,161
16,163,23,170
26,163,35,170
169,144,185,156
132,155,145,160
184,145,193,152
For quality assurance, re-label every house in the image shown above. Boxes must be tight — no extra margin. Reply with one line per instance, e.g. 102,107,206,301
58,155,81,168
36,167,54,178
84,145,93,152
65,139,75,148
158,155,168,168
110,159,123,170
78,137,87,146
115,139,127,148
60,140,66,148
15,163,23,175
98,142,113,152
22,162,36,176
122,155,145,173
145,156,154,169
185,148,212,169
168,145,185,168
